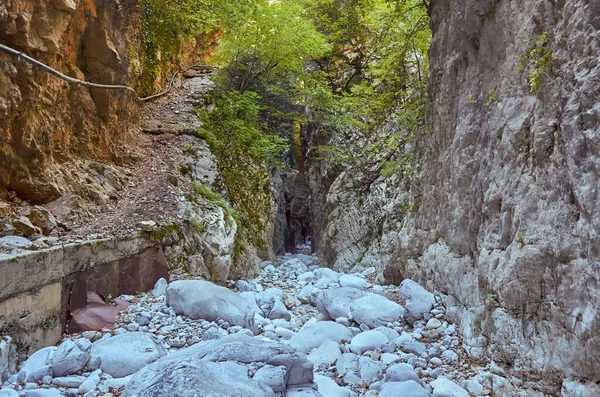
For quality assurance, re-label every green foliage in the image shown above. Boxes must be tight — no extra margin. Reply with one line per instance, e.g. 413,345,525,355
184,0,431,255
516,31,552,92
485,89,496,106
183,145,198,155
186,217,206,233
197,88,286,248
190,181,239,225
400,202,419,214
518,233,526,249
215,0,330,93
470,316,482,334
104,294,115,305
210,0,330,161
305,0,432,179
486,291,500,307
191,181,224,205
205,0,330,165
197,89,289,172
140,0,255,90
44,316,57,329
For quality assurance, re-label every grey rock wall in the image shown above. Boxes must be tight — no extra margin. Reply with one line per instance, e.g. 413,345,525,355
397,1,600,392
311,0,600,393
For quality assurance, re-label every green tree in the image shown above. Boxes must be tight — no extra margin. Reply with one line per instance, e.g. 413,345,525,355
197,0,331,254
214,0,331,93
140,0,257,90
305,0,432,177
198,89,288,174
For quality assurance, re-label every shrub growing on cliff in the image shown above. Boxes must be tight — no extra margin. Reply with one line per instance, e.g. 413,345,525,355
196,88,287,250
190,181,239,226
197,89,288,173
516,31,552,93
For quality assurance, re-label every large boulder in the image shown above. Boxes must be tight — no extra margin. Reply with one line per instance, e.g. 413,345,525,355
167,335,313,387
315,287,368,319
379,381,431,397
12,216,41,237
314,374,354,397
17,347,56,383
316,288,404,327
27,206,57,235
166,280,256,333
385,363,422,384
124,360,275,397
124,334,314,396
0,236,32,250
91,332,166,378
307,341,342,367
43,194,79,221
49,339,91,377
351,294,404,328
289,321,353,354
349,330,388,354
255,288,291,321
398,279,435,324
252,365,288,394
430,377,469,397
338,274,368,289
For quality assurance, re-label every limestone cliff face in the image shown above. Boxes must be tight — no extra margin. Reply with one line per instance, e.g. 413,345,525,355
0,0,143,203
312,0,600,393
0,0,207,204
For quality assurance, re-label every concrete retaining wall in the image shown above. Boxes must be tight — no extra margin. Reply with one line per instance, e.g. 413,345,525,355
0,233,166,351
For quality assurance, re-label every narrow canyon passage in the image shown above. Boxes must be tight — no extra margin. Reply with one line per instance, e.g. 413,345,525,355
1,0,599,396
1,70,502,397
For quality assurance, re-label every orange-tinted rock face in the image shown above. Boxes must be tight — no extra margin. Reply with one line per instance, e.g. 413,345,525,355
0,0,142,203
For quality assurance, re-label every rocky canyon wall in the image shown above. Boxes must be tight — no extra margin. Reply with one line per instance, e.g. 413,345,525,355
0,0,208,205
0,0,141,203
311,0,600,393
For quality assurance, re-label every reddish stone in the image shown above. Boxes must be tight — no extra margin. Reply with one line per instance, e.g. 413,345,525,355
61,244,169,333
67,292,129,333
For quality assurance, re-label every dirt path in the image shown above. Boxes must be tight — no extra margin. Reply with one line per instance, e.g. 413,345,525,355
44,71,215,245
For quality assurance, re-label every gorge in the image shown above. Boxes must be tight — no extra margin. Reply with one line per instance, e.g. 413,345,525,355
1,0,599,396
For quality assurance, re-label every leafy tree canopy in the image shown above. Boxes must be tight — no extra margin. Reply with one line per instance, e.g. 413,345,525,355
214,0,331,93
304,0,432,175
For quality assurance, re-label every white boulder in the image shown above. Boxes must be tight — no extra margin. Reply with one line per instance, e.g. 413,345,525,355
379,381,431,397
315,374,354,397
349,331,388,354
338,275,368,289
91,332,166,378
289,321,352,354
307,341,342,367
166,280,256,332
430,376,469,397
398,279,435,324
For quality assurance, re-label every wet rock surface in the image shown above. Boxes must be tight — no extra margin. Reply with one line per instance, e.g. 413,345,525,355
2,245,536,396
